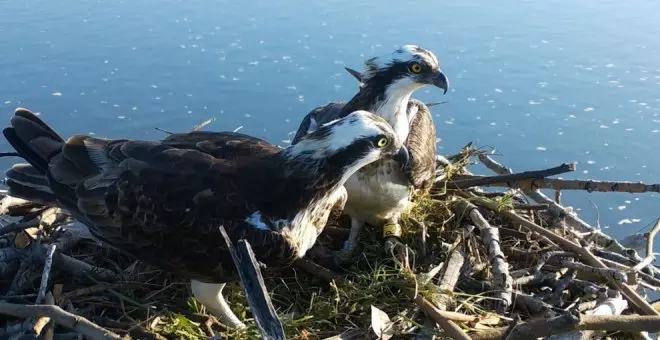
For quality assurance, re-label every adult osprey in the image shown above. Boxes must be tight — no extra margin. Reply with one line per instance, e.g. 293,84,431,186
3,108,409,329
291,45,448,263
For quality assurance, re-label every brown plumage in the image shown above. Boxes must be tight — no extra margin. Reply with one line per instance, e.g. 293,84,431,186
3,107,409,328
289,45,448,264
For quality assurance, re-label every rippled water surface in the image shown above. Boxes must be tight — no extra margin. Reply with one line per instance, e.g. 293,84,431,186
1,0,660,243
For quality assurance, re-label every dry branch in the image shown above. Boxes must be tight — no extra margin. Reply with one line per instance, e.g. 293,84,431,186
466,193,659,316
633,218,660,273
546,294,628,340
0,302,122,340
452,174,660,194
447,162,576,189
453,199,512,313
435,245,465,310
476,153,629,253
219,225,285,340
411,294,471,340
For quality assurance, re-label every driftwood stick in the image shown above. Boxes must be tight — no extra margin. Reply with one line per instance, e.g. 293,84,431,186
633,218,660,272
477,153,628,253
471,312,580,340
467,194,659,316
453,200,512,313
471,312,660,340
436,245,465,310
447,162,576,189
32,291,54,336
594,249,660,279
452,175,660,194
218,225,285,340
36,245,56,304
547,295,628,340
411,294,471,340
558,260,626,282
0,302,122,340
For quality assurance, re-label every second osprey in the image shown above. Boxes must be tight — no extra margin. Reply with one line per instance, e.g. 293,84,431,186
292,45,448,263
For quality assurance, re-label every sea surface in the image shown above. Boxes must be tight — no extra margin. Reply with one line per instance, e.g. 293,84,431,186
1,0,659,245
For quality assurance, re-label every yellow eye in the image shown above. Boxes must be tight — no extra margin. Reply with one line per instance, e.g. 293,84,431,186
410,63,422,73
377,137,389,148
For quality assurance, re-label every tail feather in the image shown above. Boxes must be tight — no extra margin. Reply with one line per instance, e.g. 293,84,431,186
4,164,58,205
2,108,70,206
3,108,65,174
14,108,64,141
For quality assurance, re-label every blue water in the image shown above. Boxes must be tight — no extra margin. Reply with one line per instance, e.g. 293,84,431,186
1,0,660,242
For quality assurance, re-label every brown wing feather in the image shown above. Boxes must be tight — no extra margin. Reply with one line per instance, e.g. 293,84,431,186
59,137,296,282
291,102,347,144
163,131,281,161
405,100,437,191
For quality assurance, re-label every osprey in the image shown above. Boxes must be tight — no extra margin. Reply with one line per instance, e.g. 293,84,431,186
291,45,448,263
2,108,409,329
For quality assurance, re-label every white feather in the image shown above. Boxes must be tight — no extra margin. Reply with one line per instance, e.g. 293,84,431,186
290,110,388,159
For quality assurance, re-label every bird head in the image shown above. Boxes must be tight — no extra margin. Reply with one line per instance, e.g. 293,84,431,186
360,45,448,95
289,110,409,182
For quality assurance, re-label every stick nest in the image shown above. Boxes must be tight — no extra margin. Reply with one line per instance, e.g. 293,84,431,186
1,144,659,340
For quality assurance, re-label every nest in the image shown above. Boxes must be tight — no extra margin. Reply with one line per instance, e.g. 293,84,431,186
1,144,660,340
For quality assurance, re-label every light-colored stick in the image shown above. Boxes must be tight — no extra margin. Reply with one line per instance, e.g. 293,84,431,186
467,194,659,316
633,218,660,272
453,200,513,313
36,244,57,304
546,294,628,340
0,302,123,340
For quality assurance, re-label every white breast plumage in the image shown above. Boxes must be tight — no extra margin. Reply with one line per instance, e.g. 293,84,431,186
342,157,413,226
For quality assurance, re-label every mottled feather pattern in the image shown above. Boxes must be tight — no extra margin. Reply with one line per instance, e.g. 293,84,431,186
3,108,395,284
404,99,437,190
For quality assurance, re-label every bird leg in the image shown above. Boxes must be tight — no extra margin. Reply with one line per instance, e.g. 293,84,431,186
333,217,364,266
190,280,246,329
382,217,416,270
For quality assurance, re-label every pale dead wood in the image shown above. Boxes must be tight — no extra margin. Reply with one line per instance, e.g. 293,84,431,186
546,294,628,340
436,245,465,310
411,294,471,340
219,225,285,340
36,245,56,304
477,153,629,253
633,218,660,273
453,199,512,313
0,302,123,340
466,193,659,316
32,291,54,337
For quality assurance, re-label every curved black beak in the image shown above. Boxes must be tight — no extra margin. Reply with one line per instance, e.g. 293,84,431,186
431,71,449,94
392,146,410,168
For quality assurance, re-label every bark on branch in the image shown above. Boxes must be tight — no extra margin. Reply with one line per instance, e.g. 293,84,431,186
466,194,658,316
452,200,512,313
447,163,576,190
451,175,660,194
